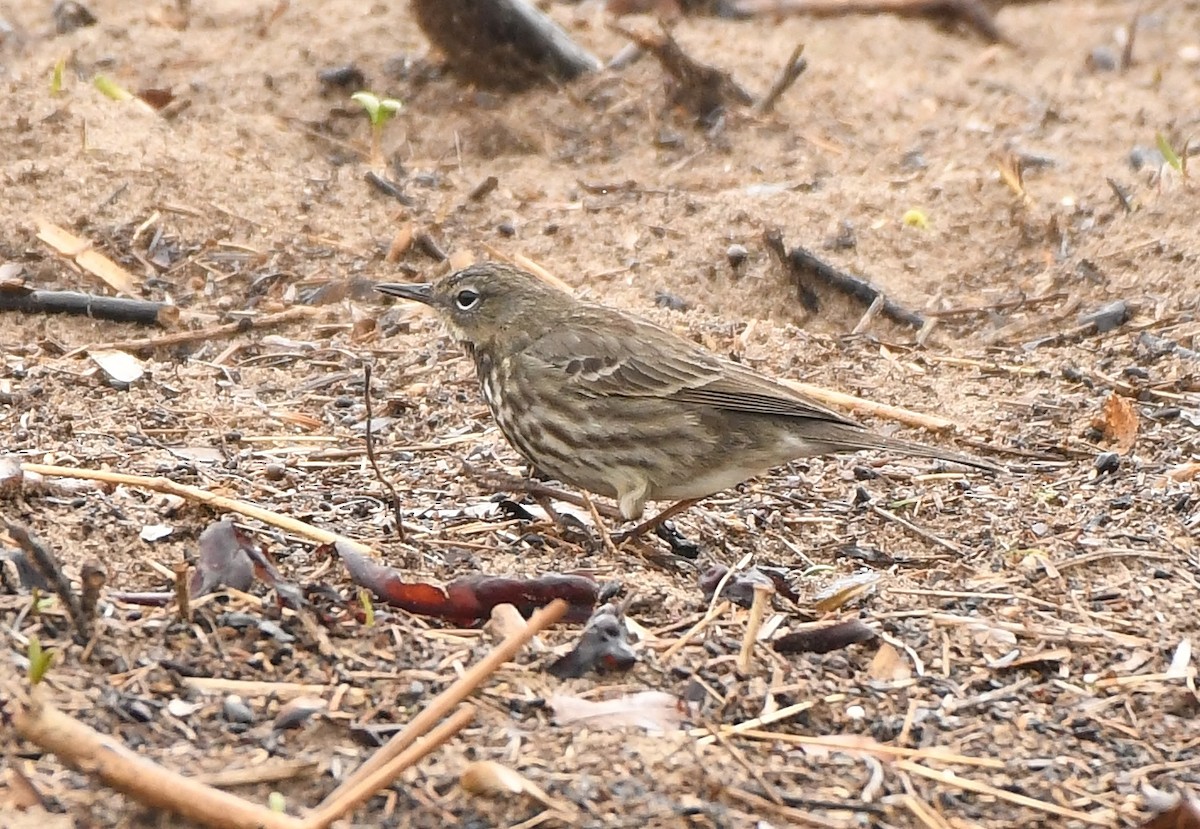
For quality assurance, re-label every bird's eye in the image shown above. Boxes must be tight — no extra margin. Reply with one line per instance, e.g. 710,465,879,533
454,288,481,311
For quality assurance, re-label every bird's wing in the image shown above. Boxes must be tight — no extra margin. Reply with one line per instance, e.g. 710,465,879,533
528,311,862,427
528,315,723,395
672,360,862,427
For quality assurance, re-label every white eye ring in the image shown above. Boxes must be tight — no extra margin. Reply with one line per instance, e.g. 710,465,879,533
454,288,480,311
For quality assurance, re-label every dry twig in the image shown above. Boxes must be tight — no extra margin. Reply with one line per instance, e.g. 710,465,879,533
61,306,322,357
317,599,567,810
753,43,808,115
363,363,405,542
18,464,376,556
777,380,958,433
730,0,1008,43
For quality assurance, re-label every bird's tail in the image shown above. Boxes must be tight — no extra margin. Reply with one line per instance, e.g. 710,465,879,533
815,424,1003,473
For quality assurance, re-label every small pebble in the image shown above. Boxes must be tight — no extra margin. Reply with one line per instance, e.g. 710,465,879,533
223,695,255,724
167,698,200,718
1086,45,1118,72
1129,145,1166,171
263,462,286,481
726,243,748,269
53,0,97,34
827,219,857,250
900,149,927,170
1079,300,1131,333
654,290,691,312
852,465,879,481
273,697,326,731
1094,452,1120,473
654,129,683,148
123,699,155,723
318,64,366,90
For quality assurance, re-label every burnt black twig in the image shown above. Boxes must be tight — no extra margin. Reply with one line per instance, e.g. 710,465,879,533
0,284,172,326
4,521,89,642
754,43,808,115
764,228,926,329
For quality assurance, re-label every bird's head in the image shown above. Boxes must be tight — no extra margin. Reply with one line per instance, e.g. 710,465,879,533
377,263,573,348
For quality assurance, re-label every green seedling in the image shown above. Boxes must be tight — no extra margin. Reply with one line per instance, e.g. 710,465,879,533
29,587,55,617
93,74,158,115
351,91,402,166
1155,132,1190,181
94,74,134,102
51,57,66,96
358,587,376,627
268,792,286,813
27,636,55,685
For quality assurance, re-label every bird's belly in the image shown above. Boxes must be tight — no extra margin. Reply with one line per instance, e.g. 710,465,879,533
482,370,715,497
478,371,618,498
478,362,811,506
649,464,777,501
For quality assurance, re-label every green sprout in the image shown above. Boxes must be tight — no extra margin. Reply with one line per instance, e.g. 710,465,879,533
29,587,55,617
1155,131,1192,182
92,74,160,115
94,74,134,102
27,636,55,685
268,792,286,813
1156,132,1182,172
358,587,376,627
51,57,66,96
351,91,402,166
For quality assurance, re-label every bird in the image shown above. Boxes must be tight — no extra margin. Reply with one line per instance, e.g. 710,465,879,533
377,263,999,537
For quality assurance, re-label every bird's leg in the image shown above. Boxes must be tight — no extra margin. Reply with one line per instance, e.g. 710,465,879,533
531,493,565,528
614,498,702,543
461,461,623,519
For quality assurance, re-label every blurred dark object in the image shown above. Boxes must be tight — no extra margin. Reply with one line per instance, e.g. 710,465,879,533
53,0,97,34
318,64,367,92
412,0,600,91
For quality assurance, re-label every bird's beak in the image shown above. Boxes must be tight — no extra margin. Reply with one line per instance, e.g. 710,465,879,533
376,282,434,305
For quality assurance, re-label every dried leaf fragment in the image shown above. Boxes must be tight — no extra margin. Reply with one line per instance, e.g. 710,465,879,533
549,691,684,734
87,349,145,385
1166,462,1200,482
191,520,302,607
34,218,140,296
815,571,881,612
867,642,911,682
330,541,601,623
1095,392,1139,454
460,761,578,819
773,619,877,655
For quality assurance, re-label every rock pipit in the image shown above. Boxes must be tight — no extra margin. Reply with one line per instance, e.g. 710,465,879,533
378,263,998,537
